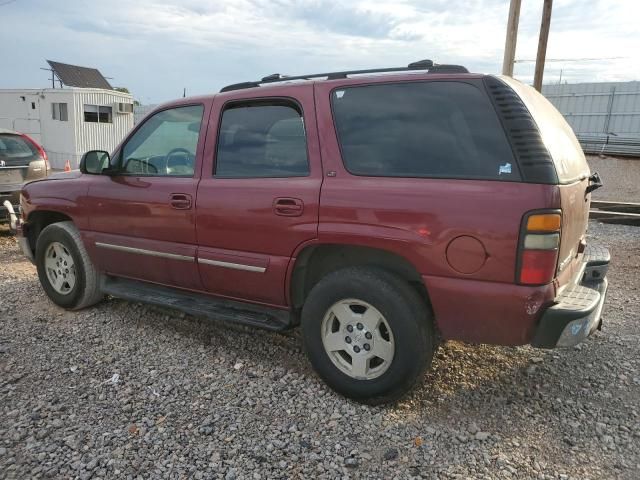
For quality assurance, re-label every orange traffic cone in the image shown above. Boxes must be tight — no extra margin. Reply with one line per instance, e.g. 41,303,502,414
64,160,71,172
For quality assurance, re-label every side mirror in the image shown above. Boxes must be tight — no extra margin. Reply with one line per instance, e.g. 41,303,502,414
80,150,110,175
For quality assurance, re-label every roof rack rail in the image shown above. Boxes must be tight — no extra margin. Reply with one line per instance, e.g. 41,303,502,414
220,60,469,92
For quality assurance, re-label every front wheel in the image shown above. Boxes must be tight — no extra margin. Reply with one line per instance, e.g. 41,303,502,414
35,221,103,310
301,267,434,404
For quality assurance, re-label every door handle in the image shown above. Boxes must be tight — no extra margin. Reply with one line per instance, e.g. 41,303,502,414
273,197,304,217
170,193,192,210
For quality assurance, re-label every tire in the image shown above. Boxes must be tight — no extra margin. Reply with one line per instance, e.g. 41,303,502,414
35,221,103,310
301,266,434,404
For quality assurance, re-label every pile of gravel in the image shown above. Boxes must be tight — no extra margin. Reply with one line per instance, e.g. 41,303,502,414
1,221,638,479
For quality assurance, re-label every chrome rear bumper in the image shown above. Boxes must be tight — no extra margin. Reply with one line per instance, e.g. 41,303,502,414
532,244,610,348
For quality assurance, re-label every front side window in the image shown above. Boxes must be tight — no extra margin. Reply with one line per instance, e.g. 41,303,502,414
52,103,68,121
332,81,519,180
84,105,112,123
121,105,203,176
215,101,309,178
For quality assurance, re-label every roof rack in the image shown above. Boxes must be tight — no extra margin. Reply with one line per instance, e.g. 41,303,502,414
220,60,469,92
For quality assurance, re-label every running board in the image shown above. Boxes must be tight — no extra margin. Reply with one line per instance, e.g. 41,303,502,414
100,276,294,331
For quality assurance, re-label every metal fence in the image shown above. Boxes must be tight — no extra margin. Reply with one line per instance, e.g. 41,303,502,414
542,81,640,156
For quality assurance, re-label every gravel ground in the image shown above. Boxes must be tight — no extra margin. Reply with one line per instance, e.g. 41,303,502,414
586,155,640,203
0,221,638,480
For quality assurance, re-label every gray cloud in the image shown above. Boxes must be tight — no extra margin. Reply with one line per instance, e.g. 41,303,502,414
1,0,638,102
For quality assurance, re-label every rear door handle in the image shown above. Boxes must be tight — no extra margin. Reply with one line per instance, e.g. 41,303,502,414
273,197,304,216
170,193,192,210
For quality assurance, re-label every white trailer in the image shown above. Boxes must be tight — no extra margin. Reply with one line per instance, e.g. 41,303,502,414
0,88,134,169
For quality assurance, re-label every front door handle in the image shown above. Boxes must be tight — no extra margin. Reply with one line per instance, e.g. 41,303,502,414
170,193,192,210
273,197,304,217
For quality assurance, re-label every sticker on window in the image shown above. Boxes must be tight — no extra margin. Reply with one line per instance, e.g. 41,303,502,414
498,162,512,175
335,90,345,99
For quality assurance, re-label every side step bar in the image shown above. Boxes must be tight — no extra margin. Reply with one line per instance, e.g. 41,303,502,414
100,276,294,331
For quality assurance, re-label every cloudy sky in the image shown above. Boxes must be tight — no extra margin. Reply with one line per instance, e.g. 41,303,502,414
1,0,638,103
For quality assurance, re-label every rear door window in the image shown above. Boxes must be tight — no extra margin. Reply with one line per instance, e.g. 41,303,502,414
215,101,309,178
331,81,518,180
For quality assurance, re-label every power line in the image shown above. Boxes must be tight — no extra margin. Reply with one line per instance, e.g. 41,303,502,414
515,57,626,63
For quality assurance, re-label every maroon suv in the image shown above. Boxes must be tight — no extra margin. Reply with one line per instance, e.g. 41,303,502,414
16,60,609,403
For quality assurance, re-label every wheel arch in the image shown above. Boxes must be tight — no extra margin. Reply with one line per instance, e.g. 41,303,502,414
24,210,75,255
289,243,431,312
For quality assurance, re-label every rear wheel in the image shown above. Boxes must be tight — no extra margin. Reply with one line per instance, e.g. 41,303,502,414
301,267,434,404
35,221,103,310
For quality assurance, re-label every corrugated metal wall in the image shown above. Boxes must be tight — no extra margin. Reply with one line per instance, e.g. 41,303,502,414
72,90,133,164
542,81,640,156
134,104,157,125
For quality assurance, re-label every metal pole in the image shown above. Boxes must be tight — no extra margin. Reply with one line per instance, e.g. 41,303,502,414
502,0,522,76
603,86,616,133
533,0,553,91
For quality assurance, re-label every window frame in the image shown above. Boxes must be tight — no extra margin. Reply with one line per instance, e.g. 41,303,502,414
329,79,521,182
115,103,205,178
213,96,311,179
52,102,68,121
83,104,113,124
98,106,112,123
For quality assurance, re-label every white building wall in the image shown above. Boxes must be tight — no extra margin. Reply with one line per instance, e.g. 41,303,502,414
0,88,134,169
72,90,134,166
37,90,76,169
0,90,46,140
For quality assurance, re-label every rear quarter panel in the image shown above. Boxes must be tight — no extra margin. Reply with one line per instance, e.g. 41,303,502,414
314,79,561,283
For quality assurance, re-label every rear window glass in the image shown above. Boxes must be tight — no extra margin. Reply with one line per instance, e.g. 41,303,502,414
500,76,589,183
0,134,37,160
331,81,518,180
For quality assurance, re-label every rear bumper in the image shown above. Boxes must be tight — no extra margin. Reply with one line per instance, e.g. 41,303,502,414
531,244,610,348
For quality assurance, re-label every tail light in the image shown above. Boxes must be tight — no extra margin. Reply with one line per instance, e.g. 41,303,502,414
20,133,49,171
517,211,561,285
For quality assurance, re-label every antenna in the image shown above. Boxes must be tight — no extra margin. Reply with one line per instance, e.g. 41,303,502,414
40,67,62,88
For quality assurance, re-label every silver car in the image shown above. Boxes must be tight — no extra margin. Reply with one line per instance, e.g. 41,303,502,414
0,127,49,222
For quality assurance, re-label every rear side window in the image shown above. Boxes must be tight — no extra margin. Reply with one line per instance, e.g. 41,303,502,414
332,81,519,180
0,134,37,161
215,101,309,178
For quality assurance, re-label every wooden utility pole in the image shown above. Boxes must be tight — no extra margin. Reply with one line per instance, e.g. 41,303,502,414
502,0,522,76
533,0,553,91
